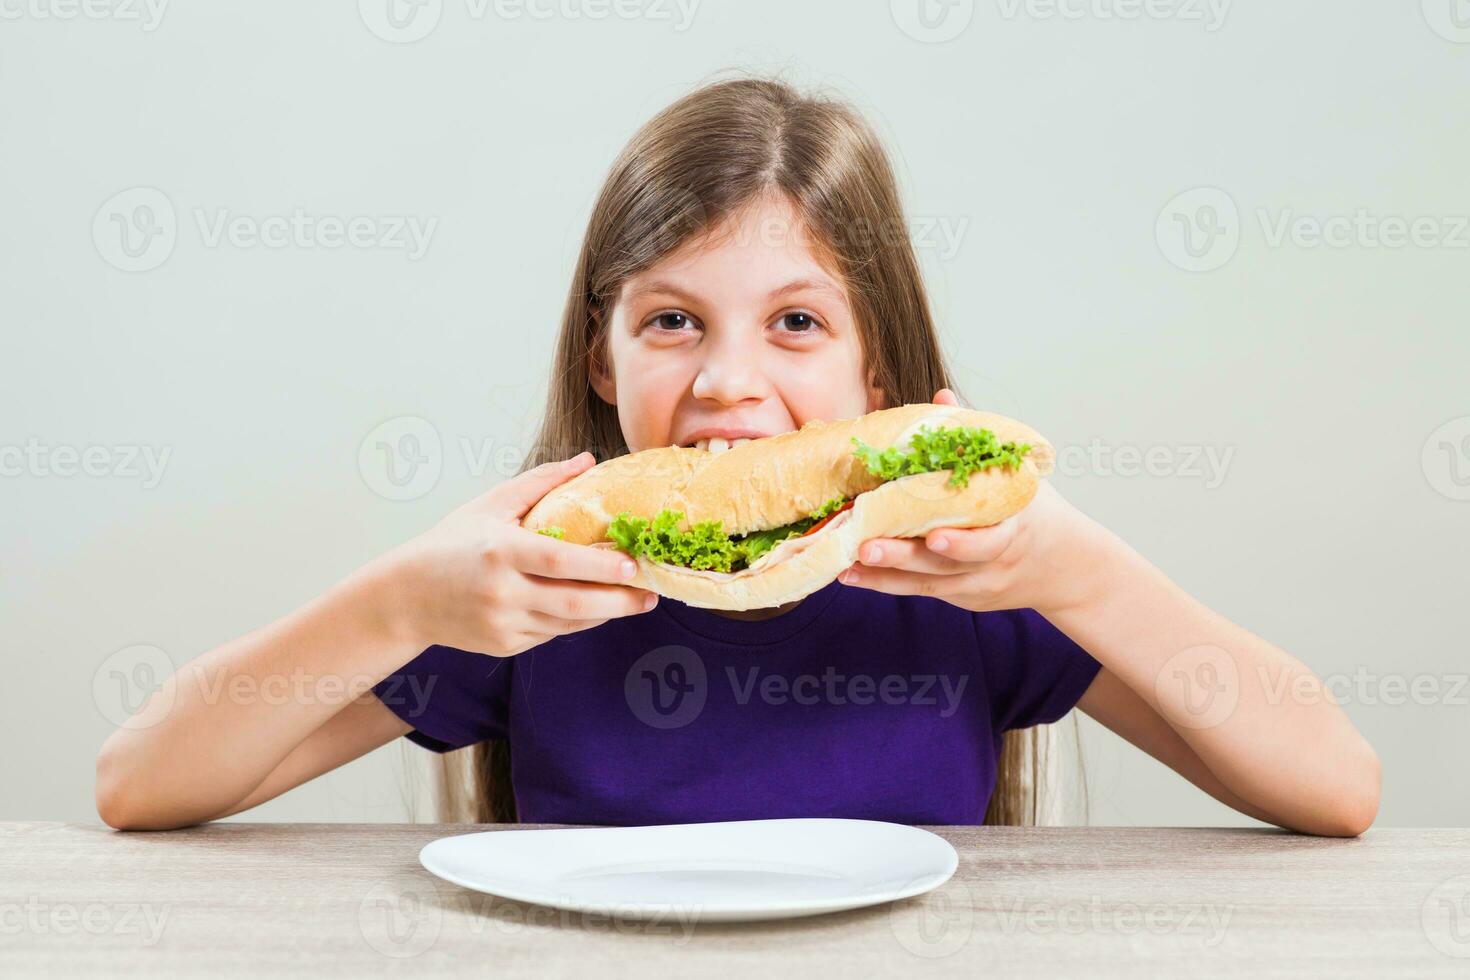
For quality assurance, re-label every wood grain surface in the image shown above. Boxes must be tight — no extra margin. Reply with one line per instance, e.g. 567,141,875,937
2,823,1468,977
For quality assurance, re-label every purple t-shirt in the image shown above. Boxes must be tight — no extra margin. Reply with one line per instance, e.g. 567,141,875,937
372,578,1101,826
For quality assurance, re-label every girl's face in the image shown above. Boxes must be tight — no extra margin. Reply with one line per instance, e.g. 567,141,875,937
591,193,885,453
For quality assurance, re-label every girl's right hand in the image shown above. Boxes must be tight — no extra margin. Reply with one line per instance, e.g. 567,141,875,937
380,451,657,657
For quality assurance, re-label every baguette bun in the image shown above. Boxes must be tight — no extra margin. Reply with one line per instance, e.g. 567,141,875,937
522,404,1054,610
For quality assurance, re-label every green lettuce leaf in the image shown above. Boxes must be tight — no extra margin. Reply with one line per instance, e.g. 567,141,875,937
849,424,1030,488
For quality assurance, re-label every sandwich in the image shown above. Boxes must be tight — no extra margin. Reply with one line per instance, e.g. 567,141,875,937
522,403,1055,610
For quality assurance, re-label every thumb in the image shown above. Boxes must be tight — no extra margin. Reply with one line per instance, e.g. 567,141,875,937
485,451,596,520
933,387,960,407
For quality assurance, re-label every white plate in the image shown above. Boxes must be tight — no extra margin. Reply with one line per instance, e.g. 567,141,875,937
419,817,958,923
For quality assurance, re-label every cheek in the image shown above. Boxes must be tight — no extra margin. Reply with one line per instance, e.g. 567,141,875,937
608,343,695,450
766,340,872,418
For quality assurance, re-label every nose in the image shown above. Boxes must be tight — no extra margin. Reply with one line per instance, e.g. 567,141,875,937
690,331,769,406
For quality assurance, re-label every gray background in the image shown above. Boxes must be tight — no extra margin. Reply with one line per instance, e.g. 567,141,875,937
3,1,1466,826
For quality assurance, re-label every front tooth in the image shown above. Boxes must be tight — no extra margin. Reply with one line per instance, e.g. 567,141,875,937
695,439,710,452
708,437,729,454
730,438,751,448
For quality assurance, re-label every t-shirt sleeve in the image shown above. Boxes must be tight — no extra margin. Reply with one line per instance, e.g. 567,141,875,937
975,608,1103,733
371,644,513,753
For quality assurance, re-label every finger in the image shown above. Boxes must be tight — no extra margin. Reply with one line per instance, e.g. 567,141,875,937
522,574,658,620
922,521,1017,564
525,609,611,637
837,563,955,599
485,452,596,520
933,388,960,407
511,531,641,585
855,537,970,576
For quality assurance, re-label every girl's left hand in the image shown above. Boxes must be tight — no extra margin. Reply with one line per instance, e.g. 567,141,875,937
837,388,1109,617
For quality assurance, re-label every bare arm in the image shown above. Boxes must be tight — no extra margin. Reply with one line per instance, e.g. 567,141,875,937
1050,523,1381,837
1074,667,1288,829
844,388,1380,838
95,454,657,831
213,694,412,819
95,562,422,830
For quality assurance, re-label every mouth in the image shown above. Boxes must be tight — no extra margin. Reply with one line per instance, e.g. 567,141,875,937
676,429,775,453
682,436,755,454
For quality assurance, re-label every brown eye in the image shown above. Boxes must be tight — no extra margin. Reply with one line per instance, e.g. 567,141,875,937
655,312,690,331
778,312,817,333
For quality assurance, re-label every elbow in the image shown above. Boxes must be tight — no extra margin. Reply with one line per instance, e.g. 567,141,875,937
95,759,135,831
96,735,224,832
95,734,190,832
96,789,143,832
95,736,147,831
1314,740,1382,838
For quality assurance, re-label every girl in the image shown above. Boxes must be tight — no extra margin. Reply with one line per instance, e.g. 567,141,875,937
96,76,1379,836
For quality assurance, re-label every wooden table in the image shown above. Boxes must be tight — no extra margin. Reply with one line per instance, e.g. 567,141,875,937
3,823,1469,976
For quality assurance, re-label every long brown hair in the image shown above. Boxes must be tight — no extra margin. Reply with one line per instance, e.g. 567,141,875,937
437,72,1079,827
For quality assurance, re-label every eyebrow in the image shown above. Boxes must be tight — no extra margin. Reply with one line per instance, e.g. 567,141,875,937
623,277,845,305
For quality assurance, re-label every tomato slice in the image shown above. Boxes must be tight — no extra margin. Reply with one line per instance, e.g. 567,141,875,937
801,498,855,537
